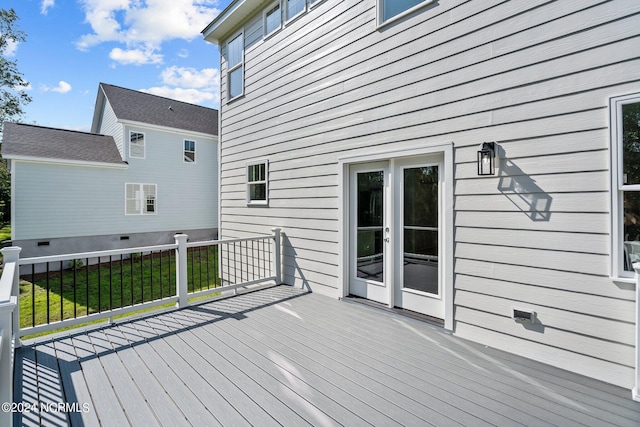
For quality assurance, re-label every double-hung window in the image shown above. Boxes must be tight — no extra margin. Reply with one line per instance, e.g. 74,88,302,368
247,161,268,205
227,31,244,100
126,183,157,215
286,0,306,21
610,93,640,278
378,0,435,25
130,131,145,159
264,2,282,36
184,139,196,163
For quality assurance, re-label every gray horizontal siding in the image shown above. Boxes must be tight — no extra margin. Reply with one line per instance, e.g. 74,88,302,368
216,0,640,388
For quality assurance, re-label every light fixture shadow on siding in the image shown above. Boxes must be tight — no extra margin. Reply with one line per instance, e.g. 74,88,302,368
496,145,553,222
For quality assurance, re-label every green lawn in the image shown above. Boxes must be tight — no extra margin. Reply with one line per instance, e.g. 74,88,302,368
19,246,220,331
0,224,10,265
0,224,10,242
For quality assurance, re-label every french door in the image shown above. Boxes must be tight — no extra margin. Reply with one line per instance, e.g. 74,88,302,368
349,155,444,319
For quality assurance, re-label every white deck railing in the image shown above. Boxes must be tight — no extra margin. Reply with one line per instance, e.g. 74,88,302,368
0,228,282,427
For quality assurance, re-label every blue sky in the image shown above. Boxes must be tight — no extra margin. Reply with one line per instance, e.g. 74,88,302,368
5,0,233,131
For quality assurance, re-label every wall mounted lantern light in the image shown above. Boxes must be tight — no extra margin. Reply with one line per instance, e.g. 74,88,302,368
477,141,496,176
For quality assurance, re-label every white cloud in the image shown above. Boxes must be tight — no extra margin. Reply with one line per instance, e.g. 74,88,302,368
142,86,218,105
43,81,72,94
41,0,55,15
140,66,220,106
160,66,219,89
109,47,163,65
76,0,221,64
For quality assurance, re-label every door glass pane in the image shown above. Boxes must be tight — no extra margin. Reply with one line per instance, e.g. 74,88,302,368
622,102,640,185
403,166,438,294
356,171,384,282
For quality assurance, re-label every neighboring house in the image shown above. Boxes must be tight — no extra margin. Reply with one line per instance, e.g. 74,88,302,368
2,83,218,258
203,0,640,396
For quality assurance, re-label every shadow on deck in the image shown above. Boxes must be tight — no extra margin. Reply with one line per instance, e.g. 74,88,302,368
13,285,640,426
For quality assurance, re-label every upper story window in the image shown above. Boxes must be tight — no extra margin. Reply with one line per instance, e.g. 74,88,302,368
379,0,435,25
264,2,282,36
227,31,244,100
129,131,145,159
125,183,157,215
286,0,306,21
247,161,268,205
610,93,640,278
184,139,196,163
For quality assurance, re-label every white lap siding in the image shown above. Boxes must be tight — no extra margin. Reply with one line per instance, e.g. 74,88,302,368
216,0,640,388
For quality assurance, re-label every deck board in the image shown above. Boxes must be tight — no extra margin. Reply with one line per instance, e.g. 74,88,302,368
51,337,100,427
233,295,524,426
271,290,612,422
261,289,595,426
13,285,640,426
208,296,477,426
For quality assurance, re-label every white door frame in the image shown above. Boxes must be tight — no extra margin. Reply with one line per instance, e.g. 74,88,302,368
338,142,454,331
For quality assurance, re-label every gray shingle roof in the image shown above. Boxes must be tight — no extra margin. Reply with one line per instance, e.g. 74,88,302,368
99,83,218,135
1,122,125,165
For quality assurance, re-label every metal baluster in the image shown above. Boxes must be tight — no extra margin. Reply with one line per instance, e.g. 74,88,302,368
98,261,102,313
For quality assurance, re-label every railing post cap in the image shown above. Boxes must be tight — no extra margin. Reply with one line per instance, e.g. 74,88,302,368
271,227,282,233
174,234,188,241
0,246,21,262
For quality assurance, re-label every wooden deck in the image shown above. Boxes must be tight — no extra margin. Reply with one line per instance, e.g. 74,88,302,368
13,285,640,426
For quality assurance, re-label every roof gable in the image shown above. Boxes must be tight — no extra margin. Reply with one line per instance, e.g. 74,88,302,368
97,83,218,136
1,122,125,165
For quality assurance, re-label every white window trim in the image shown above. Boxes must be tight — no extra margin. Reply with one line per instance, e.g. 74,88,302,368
285,0,307,23
129,131,146,159
246,160,269,206
610,92,640,282
376,0,435,28
125,183,157,216
183,139,196,164
226,30,244,102
263,1,282,38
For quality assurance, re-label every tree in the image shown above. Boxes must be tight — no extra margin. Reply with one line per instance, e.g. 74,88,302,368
0,8,31,128
0,8,31,225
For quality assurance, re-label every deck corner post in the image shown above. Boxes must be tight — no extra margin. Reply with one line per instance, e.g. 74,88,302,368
1,246,21,347
271,228,282,285
0,303,16,427
0,246,19,427
634,262,640,402
175,234,189,309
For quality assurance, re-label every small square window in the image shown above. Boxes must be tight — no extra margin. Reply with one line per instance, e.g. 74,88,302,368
126,183,157,215
130,131,145,159
184,139,196,163
247,161,268,205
